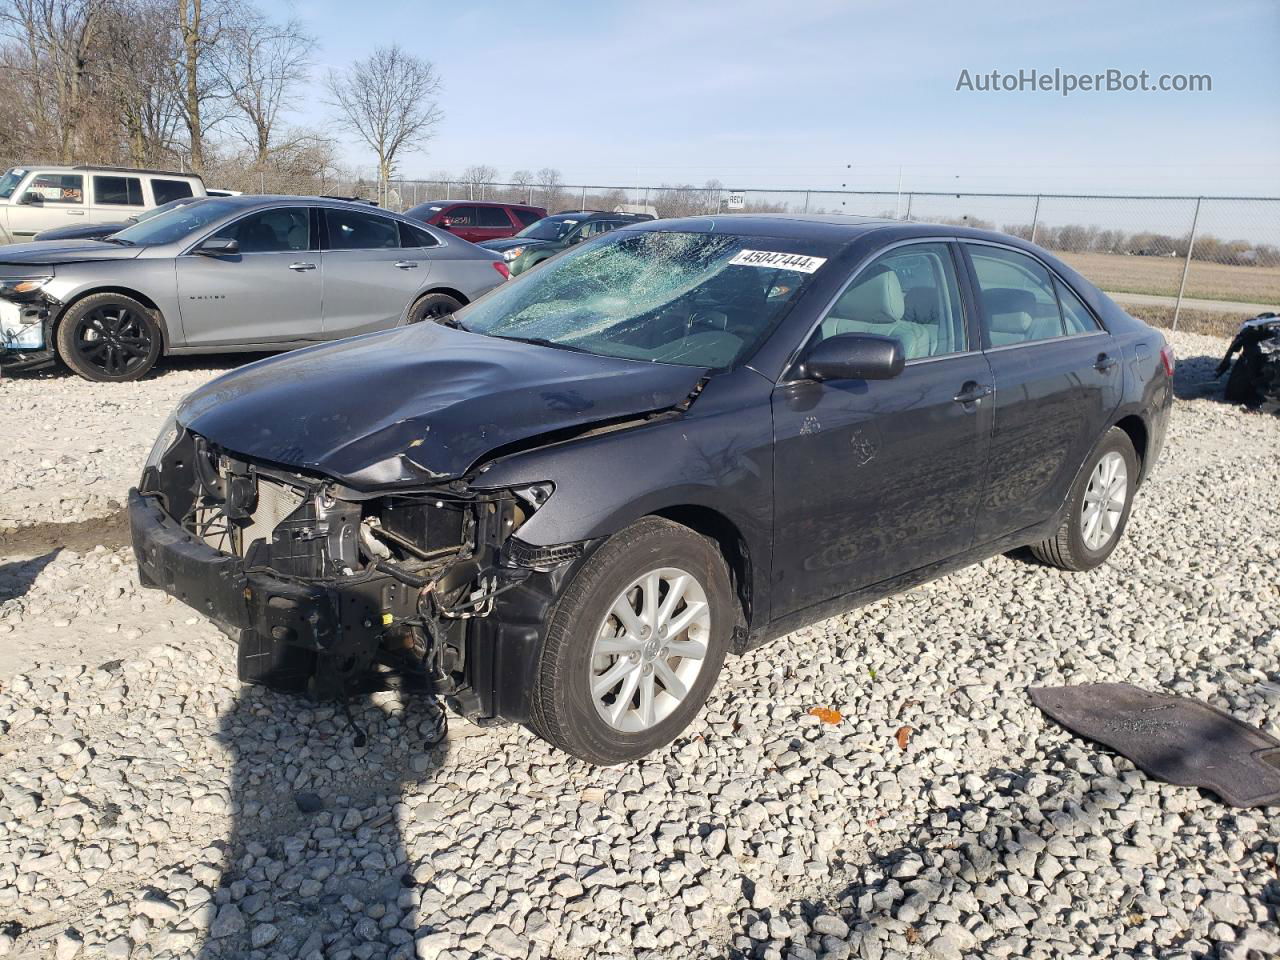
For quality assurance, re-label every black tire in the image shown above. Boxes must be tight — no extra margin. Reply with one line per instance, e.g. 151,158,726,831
56,292,163,382
1030,427,1138,571
405,292,463,325
529,517,734,765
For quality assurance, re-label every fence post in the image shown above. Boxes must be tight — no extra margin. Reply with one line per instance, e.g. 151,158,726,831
1029,195,1041,244
527,185,533,205
445,181,451,200
904,193,913,220
1173,197,1203,332
803,191,810,213
580,185,587,209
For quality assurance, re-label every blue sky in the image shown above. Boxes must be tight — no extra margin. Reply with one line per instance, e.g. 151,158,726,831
289,0,1280,196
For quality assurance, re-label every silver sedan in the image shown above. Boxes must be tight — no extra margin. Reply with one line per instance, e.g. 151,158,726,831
0,196,509,381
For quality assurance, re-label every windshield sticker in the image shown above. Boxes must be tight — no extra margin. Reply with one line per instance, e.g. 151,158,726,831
729,250,827,273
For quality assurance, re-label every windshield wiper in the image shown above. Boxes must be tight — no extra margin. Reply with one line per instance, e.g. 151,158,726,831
99,236,134,245
436,314,468,331
492,334,592,354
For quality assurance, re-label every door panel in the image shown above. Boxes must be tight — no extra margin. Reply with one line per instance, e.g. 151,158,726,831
320,208,431,338
975,336,1121,540
8,172,86,239
176,206,321,345
770,352,993,620
961,242,1124,542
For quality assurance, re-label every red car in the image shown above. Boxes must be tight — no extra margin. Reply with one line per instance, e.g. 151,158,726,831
404,200,547,244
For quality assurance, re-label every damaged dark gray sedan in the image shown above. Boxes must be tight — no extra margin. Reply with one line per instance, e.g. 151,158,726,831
130,215,1174,763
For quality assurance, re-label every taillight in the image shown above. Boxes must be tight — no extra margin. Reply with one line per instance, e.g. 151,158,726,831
492,261,510,280
1159,343,1175,377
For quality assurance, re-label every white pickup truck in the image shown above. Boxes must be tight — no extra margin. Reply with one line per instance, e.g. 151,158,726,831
0,165,207,243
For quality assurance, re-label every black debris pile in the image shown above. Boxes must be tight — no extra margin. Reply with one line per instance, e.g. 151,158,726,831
1216,312,1280,407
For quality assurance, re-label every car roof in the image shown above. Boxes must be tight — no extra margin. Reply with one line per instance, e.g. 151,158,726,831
7,164,200,179
416,199,539,209
626,213,899,241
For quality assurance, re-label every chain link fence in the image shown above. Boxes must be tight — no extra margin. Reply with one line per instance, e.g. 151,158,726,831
231,167,1279,337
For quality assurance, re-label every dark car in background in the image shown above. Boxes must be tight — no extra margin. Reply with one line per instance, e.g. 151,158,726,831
32,196,202,242
404,200,546,244
129,214,1173,764
480,210,654,275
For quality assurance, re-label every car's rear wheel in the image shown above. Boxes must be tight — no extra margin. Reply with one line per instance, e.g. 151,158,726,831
56,292,163,382
529,517,734,764
405,292,463,325
1031,427,1138,571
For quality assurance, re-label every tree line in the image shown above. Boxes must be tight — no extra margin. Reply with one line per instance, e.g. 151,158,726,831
0,0,443,201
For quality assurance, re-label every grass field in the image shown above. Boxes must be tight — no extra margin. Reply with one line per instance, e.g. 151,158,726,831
1057,250,1280,304
1123,304,1243,339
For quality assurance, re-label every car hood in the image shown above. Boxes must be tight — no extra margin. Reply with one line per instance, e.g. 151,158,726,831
479,237,555,252
0,239,142,266
177,323,706,488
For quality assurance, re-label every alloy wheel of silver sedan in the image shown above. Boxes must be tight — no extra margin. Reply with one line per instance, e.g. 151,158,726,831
589,567,712,732
1081,450,1128,551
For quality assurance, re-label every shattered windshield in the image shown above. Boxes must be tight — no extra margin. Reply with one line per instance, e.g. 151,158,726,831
515,215,580,242
456,230,835,369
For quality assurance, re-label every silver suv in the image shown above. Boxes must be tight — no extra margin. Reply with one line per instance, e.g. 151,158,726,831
0,195,509,381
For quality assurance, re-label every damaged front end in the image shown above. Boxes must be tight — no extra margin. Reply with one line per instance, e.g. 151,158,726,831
129,426,588,718
0,277,57,370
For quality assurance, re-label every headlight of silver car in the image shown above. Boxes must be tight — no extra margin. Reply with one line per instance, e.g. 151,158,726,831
502,246,525,262
0,276,52,300
144,410,181,472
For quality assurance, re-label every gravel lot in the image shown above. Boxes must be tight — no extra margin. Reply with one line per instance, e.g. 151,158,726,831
0,329,1277,960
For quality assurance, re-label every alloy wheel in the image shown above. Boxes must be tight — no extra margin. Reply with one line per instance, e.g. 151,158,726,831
73,304,154,378
589,567,712,733
1081,450,1128,551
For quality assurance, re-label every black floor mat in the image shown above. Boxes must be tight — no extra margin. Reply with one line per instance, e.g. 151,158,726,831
1030,682,1280,808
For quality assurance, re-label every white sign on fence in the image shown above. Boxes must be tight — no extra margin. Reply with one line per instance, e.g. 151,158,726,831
726,193,745,210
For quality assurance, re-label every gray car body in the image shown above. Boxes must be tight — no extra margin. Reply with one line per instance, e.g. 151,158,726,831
0,195,505,357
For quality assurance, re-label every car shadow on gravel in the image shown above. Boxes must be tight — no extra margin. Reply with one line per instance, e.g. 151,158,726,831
1173,352,1232,402
195,683,448,960
0,549,59,601
0,351,274,382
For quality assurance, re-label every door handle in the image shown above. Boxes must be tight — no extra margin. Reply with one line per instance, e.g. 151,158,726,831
394,260,419,269
953,381,993,404
68,209,84,215
1095,353,1119,372
288,262,316,272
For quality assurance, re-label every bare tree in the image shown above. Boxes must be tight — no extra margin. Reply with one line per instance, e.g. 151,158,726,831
213,6,314,164
326,44,442,206
536,166,563,211
102,0,183,166
0,0,105,161
174,0,232,171
461,163,496,200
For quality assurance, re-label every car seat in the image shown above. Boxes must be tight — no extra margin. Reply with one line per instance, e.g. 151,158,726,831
819,267,928,359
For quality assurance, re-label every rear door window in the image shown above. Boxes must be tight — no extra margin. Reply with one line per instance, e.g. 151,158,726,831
151,178,195,204
476,206,512,228
399,221,441,248
325,207,400,249
512,208,542,227
966,244,1072,347
93,175,144,206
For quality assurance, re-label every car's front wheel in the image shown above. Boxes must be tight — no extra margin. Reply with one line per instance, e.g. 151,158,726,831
56,292,163,382
1031,426,1139,571
529,517,734,764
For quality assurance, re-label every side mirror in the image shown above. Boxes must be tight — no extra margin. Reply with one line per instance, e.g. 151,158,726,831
800,333,905,382
20,192,42,205
569,232,585,244
195,237,239,256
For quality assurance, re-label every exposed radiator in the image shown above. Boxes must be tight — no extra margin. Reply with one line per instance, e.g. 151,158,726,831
238,477,306,555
